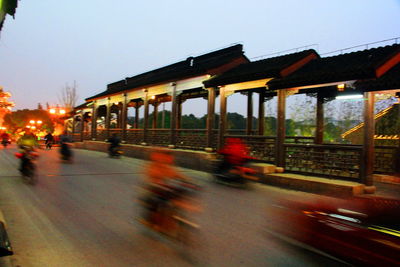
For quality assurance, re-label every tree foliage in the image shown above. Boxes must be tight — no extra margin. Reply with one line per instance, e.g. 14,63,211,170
3,109,54,133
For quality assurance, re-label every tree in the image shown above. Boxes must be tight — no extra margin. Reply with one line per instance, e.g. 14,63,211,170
59,81,78,112
3,109,54,133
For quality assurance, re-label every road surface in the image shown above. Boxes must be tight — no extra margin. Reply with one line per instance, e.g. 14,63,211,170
0,145,344,267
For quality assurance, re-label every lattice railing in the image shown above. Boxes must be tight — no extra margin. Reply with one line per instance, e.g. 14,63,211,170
176,129,208,150
82,131,91,140
224,135,276,163
96,129,108,141
109,128,123,138
72,133,81,142
284,144,362,179
147,129,170,147
374,146,398,173
126,129,144,144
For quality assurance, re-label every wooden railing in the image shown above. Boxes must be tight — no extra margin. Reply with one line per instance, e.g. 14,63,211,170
175,129,210,150
82,131,91,140
109,128,123,138
375,145,398,173
125,129,144,144
147,129,170,147
71,133,81,142
284,144,362,180
96,129,107,141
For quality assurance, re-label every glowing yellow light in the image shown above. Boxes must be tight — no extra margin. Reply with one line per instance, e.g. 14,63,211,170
49,109,56,114
151,95,156,100
26,125,31,128
337,84,345,91
37,120,43,124
31,126,36,129
59,109,66,114
29,120,35,124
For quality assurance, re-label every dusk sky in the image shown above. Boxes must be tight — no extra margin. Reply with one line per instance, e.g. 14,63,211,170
1,0,399,117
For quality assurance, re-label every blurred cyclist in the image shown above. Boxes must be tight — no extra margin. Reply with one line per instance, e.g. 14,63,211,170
216,137,250,174
107,133,121,157
141,150,191,228
44,132,54,150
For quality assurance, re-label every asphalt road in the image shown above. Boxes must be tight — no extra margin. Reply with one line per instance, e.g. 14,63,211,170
0,145,345,267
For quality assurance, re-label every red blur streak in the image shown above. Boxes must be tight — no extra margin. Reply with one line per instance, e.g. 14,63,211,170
266,196,400,266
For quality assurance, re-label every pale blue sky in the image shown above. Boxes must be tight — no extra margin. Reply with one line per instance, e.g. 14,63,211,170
1,0,399,116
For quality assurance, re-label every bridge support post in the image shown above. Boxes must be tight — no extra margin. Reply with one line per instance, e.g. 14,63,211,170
143,91,149,145
218,86,227,150
258,89,265,135
170,83,177,147
91,101,97,140
275,89,286,167
361,91,375,189
246,91,253,135
315,93,324,144
206,87,216,150
121,94,128,141
105,98,111,139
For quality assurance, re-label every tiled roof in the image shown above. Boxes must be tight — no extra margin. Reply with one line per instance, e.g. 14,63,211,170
203,49,319,87
86,44,248,100
267,44,400,90
74,102,91,110
355,63,400,91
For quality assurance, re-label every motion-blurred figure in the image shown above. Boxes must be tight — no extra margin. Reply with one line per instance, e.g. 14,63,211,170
59,131,73,162
1,131,10,148
214,137,256,186
139,150,201,242
107,133,122,158
44,132,54,150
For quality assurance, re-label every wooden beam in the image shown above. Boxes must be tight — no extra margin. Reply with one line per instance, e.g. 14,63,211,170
105,98,111,139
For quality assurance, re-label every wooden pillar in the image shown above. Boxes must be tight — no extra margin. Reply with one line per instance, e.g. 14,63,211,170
218,86,227,150
170,83,178,146
153,102,159,129
121,94,128,141
79,114,84,142
105,98,111,139
258,90,265,135
134,104,139,129
315,93,324,144
206,87,216,149
177,97,182,129
143,91,149,144
361,91,375,188
246,91,253,135
275,89,286,167
71,116,76,138
91,101,97,140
